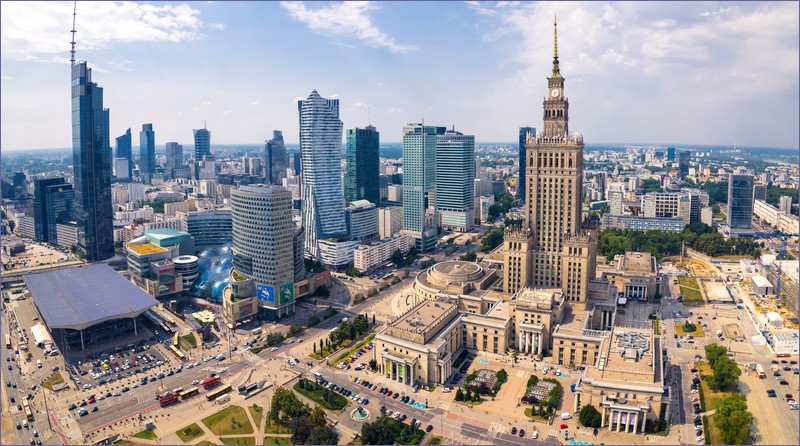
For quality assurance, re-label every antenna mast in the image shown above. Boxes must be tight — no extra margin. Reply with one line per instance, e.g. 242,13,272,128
70,1,77,64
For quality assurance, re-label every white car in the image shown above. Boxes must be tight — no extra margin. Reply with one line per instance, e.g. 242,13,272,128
442,387,452,393
186,363,194,369
271,347,278,352
192,380,200,386
532,431,539,440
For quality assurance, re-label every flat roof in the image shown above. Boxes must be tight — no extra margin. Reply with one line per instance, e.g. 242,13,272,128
617,252,655,274
23,264,158,330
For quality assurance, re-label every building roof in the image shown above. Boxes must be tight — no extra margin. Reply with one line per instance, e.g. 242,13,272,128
616,252,655,274
751,275,772,289
127,241,166,255
22,264,158,330
143,228,191,247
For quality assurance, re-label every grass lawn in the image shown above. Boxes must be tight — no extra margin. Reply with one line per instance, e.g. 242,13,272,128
263,416,292,435
180,334,197,350
678,276,705,306
335,334,376,362
221,437,255,445
675,322,706,337
309,343,339,360
524,407,551,423
197,442,215,445
425,436,443,445
294,379,348,410
696,360,736,445
132,429,157,440
176,423,205,443
247,404,263,425
113,440,140,444
202,406,255,436
42,372,64,391
262,436,293,445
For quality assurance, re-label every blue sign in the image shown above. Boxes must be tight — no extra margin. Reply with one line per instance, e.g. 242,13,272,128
257,284,275,304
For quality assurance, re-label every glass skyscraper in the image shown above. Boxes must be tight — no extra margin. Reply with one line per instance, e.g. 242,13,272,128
265,130,287,185
33,177,73,244
401,123,438,251
139,123,155,182
727,173,754,232
115,127,132,178
194,125,211,161
518,126,535,201
165,141,183,174
345,125,380,206
435,128,475,231
297,90,347,259
71,61,114,261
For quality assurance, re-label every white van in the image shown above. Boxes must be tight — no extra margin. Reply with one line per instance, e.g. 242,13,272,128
561,412,572,420
36,359,42,368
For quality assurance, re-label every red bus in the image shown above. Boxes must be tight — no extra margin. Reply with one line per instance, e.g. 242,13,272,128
776,353,791,358
201,376,221,390
158,393,179,407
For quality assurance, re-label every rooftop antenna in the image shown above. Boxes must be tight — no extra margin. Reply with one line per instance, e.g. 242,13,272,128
368,106,371,125
69,0,77,64
204,120,207,130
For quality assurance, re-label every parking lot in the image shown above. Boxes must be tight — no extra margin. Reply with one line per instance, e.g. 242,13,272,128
69,338,170,390
1,236,78,272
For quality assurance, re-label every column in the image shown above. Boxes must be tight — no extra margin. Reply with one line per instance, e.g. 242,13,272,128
80,330,85,350
631,412,638,433
608,411,614,431
640,411,647,434
133,317,138,336
538,333,543,356
614,411,620,432
601,407,607,428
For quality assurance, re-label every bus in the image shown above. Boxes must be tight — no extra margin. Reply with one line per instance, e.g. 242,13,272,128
169,345,185,360
206,384,232,401
158,393,180,407
173,334,179,347
756,364,766,379
178,387,199,400
5,334,11,349
201,376,221,390
22,397,33,421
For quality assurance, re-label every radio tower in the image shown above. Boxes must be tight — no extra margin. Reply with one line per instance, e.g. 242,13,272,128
69,1,77,64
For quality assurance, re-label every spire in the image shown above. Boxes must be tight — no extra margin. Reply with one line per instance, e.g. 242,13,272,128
551,14,560,77
69,0,77,64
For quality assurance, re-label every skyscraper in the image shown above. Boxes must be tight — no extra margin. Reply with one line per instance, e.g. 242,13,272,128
678,151,690,178
503,17,596,300
139,123,155,182
727,173,754,233
297,90,347,259
401,123,438,251
667,147,676,161
435,128,475,232
115,128,132,178
345,125,380,206
165,142,183,175
780,195,793,214
33,177,74,244
194,125,211,161
230,185,295,319
265,130,287,185
71,61,114,261
518,127,535,201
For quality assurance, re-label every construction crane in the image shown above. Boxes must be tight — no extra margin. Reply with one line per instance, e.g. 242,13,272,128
775,236,786,299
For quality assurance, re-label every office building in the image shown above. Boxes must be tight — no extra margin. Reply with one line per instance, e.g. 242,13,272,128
401,123,439,252
601,252,658,300
265,130,287,185
387,185,403,203
165,142,183,175
227,185,295,320
114,158,131,181
641,192,691,225
347,200,379,243
504,20,597,300
780,195,793,214
139,123,156,182
115,128,133,179
435,128,475,232
126,229,195,297
177,208,232,251
666,146,675,161
298,90,348,259
33,177,74,244
379,206,403,239
345,125,380,206
753,184,767,202
193,125,211,161
678,151,690,178
602,214,685,232
753,200,800,235
518,127,536,201
71,61,114,261
727,173,754,233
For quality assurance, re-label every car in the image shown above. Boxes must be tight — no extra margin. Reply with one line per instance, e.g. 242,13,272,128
16,422,21,430
519,429,525,437
386,390,392,396
112,392,121,397
786,394,794,400
772,360,780,364
78,409,88,417
393,411,401,419
9,396,14,403
79,400,88,407
68,403,77,411
781,360,788,364
511,427,517,435
426,425,433,433
91,406,99,412
780,380,789,385
532,431,539,439
271,347,278,352
7,365,11,371
399,414,407,422
767,390,777,397
690,368,698,373
393,393,399,399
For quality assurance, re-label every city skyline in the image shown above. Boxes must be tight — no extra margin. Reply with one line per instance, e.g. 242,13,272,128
1,1,799,151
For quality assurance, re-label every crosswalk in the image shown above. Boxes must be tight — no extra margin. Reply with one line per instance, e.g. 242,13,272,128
439,401,450,411
516,370,526,378
445,432,484,445
489,422,509,437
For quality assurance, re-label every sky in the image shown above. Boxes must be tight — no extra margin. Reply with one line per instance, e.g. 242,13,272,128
1,1,798,151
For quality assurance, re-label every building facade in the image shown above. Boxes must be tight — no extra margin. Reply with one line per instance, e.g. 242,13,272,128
165,141,183,175
518,127,536,202
345,125,380,206
265,130,287,185
139,123,156,182
379,206,404,239
33,177,74,244
347,200,379,243
353,234,410,273
727,173,754,233
193,125,211,162
602,214,685,232
177,209,232,250
401,123,439,251
115,128,133,179
435,129,475,232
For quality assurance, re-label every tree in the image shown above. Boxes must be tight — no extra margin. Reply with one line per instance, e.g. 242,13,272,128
315,284,330,297
391,249,405,267
288,323,303,337
455,388,464,401
682,321,697,333
372,314,375,325
715,394,752,445
8,220,15,233
319,339,324,351
710,356,741,391
579,405,602,428
481,229,504,252
313,343,316,353
369,359,377,371
705,343,728,367
459,250,477,262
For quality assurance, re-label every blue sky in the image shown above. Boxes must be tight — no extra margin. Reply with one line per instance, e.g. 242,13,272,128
1,1,798,150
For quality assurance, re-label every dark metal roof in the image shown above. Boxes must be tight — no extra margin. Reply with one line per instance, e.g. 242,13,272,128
23,264,158,330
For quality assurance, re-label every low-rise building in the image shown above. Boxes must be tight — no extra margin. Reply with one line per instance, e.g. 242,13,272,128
126,229,195,298
602,214,685,232
602,252,659,300
353,234,410,273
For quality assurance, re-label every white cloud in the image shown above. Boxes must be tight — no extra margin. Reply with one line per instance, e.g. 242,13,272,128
250,100,259,106
351,102,369,108
1,1,204,62
465,1,497,16
209,23,225,30
1,76,12,80
280,1,415,53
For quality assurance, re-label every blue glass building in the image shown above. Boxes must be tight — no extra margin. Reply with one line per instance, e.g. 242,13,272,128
115,128,132,178
139,123,155,182
345,125,380,206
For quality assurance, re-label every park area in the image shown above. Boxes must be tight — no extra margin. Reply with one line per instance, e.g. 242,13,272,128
675,321,705,337
176,423,205,443
678,276,705,306
202,406,255,436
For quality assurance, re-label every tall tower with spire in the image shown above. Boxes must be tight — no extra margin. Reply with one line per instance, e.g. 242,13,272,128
70,1,115,261
503,16,597,301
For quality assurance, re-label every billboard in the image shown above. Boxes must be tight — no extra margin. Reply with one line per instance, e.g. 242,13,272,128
279,283,294,305
256,284,275,304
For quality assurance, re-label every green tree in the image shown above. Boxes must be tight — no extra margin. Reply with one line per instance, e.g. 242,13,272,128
459,250,478,262
369,359,377,371
705,343,728,367
455,388,464,401
579,404,602,428
715,394,753,445
391,249,405,267
315,284,330,297
481,229,504,252
711,356,741,391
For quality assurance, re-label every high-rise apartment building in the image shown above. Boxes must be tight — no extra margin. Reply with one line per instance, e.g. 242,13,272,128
265,130,287,185
435,128,475,232
641,192,692,225
345,125,380,206
780,195,793,214
71,61,114,261
503,19,597,301
401,123,438,251
230,185,295,318
33,177,74,244
194,125,211,161
727,173,754,233
518,127,536,201
115,128,132,178
139,123,156,182
297,90,347,259
165,142,183,174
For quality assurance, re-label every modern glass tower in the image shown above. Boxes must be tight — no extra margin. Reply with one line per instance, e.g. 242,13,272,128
265,130,287,185
139,123,155,182
33,177,73,244
165,142,183,174
115,128,132,178
297,90,347,259
71,61,114,261
194,125,211,161
518,127,535,201
401,123,438,251
435,128,475,232
727,173,754,232
345,125,380,206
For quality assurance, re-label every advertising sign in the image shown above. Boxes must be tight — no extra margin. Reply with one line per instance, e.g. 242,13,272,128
279,283,294,305
256,284,275,304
